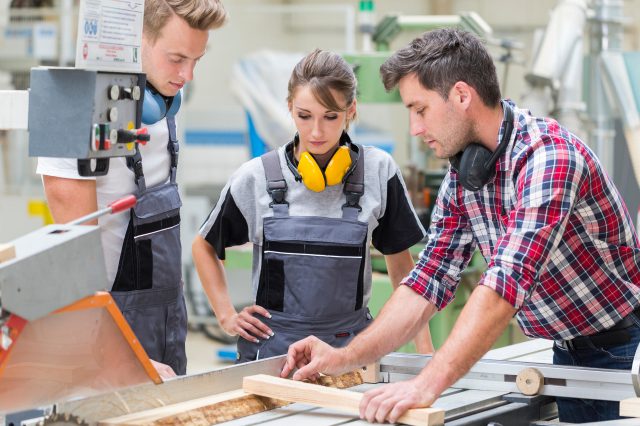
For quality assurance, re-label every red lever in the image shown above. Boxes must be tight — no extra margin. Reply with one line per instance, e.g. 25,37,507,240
109,195,137,214
136,127,150,145
66,195,137,226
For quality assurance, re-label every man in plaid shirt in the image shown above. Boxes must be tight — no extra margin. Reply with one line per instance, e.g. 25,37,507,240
282,28,640,423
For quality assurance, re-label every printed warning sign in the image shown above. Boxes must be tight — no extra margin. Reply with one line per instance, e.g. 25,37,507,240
75,0,143,72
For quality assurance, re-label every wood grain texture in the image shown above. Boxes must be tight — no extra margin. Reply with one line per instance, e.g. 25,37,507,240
361,362,381,384
99,390,288,426
99,371,364,425
620,398,640,417
243,374,445,426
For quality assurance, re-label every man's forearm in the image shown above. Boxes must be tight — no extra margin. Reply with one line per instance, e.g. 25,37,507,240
342,285,435,368
415,285,517,398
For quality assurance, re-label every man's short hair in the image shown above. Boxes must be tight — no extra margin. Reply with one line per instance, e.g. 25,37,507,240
380,28,501,107
144,0,227,43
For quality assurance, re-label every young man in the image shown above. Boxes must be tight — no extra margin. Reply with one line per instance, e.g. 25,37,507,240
37,0,227,378
282,28,640,424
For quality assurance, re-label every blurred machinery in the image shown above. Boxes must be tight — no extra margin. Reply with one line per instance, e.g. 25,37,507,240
342,9,522,231
343,0,640,231
0,193,163,424
523,0,640,223
0,56,157,424
0,206,160,417
345,11,494,102
0,0,79,240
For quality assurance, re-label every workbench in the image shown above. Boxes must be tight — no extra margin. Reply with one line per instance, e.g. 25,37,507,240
52,338,635,426
215,339,558,426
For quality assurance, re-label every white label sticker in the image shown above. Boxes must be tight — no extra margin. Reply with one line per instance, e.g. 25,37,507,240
75,0,144,72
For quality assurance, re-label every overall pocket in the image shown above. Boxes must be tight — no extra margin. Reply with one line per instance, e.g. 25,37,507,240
258,240,366,317
132,211,181,289
132,183,182,290
112,183,182,291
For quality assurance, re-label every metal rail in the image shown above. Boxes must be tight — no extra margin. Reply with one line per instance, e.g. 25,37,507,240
379,352,637,401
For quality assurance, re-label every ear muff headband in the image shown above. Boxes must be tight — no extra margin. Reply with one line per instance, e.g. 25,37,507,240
297,146,352,192
285,133,356,192
141,83,182,125
449,102,515,191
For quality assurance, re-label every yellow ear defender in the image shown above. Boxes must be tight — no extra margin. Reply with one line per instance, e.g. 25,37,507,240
297,146,352,192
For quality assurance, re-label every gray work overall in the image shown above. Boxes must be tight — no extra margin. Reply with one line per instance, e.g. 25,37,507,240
236,143,372,363
111,116,187,375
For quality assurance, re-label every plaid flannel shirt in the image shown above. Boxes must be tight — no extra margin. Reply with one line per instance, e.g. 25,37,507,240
403,100,640,340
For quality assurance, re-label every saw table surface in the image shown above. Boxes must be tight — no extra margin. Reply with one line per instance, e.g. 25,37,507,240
66,339,627,426
218,339,555,426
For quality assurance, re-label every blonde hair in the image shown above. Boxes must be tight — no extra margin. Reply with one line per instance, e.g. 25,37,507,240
287,49,358,126
144,0,228,43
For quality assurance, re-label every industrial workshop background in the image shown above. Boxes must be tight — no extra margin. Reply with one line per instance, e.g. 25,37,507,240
2,0,640,356
1,0,640,424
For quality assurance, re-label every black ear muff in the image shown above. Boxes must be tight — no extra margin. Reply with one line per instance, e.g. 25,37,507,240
449,103,515,192
452,143,499,191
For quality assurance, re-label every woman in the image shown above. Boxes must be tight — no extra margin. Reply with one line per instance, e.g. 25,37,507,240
192,49,430,362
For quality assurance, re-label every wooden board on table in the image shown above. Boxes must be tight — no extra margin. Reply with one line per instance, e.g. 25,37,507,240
99,371,364,426
243,374,444,426
0,243,15,263
99,390,288,426
620,398,640,417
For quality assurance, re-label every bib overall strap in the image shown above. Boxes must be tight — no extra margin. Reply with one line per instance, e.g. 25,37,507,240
342,144,364,220
167,115,179,184
126,149,146,193
261,150,289,217
126,117,179,192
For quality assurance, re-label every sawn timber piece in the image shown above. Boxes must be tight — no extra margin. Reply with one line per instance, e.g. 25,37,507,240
99,371,363,426
243,374,445,426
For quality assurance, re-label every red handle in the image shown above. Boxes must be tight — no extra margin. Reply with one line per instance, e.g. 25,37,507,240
109,195,137,214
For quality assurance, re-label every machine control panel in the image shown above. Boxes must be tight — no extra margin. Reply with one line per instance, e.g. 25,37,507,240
28,68,148,176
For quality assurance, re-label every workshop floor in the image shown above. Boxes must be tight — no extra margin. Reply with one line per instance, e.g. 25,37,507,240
185,329,236,374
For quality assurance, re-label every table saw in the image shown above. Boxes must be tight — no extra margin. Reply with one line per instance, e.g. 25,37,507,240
12,338,630,426
3,220,640,425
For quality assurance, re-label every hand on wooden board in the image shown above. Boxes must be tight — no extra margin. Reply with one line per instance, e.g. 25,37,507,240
281,335,351,381
359,376,437,424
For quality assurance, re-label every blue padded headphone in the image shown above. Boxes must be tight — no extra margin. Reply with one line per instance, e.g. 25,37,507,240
141,83,182,125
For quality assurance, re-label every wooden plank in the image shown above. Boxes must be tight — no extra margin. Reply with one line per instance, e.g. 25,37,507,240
361,361,381,384
620,398,640,417
213,403,317,426
0,243,15,263
243,374,444,426
99,371,364,426
99,390,288,426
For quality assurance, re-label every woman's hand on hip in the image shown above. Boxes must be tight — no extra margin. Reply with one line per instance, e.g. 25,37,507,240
221,305,273,342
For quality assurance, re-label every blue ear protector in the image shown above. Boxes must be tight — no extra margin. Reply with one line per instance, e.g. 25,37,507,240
141,83,182,125
449,102,515,191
